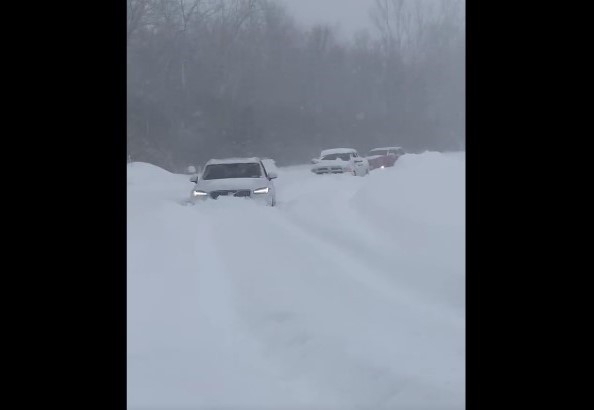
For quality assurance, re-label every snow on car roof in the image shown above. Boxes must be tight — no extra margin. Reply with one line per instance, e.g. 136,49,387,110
320,148,357,156
369,147,403,151
205,157,262,165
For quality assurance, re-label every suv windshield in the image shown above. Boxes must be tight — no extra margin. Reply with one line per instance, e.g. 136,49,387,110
202,163,262,180
322,153,352,161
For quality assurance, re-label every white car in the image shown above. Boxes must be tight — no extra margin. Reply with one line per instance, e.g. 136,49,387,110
190,157,277,206
311,148,370,176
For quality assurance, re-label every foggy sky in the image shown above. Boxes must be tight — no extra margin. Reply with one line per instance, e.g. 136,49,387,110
128,0,465,169
277,0,375,39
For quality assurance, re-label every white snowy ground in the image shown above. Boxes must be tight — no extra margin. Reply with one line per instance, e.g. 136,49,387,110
127,152,465,410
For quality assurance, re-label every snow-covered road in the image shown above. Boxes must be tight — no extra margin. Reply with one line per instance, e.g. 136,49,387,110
127,152,465,409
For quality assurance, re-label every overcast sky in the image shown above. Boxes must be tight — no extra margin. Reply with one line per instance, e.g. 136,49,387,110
277,0,376,40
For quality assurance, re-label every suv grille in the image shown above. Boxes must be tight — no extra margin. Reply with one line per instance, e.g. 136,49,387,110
210,190,251,199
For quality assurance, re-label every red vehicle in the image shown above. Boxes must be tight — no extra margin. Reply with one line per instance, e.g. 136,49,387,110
366,147,405,170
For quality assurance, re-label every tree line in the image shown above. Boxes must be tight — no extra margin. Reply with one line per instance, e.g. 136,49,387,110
127,0,464,171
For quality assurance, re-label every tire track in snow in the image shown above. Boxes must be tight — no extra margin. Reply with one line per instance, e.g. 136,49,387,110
276,169,465,320
128,200,315,409
204,201,464,408
276,201,464,331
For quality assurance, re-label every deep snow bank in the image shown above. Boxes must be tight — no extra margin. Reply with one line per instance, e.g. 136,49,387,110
353,152,465,229
127,161,180,184
127,152,465,409
351,152,466,309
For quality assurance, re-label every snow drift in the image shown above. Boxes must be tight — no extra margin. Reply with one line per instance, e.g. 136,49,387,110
127,152,465,409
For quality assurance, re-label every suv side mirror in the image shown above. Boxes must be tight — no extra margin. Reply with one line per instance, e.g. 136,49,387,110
267,171,278,180
189,175,199,183
311,158,320,164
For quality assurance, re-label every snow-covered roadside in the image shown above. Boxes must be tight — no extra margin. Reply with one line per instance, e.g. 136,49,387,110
127,152,465,409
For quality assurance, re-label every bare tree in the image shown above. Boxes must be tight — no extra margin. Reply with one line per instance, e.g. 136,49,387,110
127,0,152,40
127,0,465,169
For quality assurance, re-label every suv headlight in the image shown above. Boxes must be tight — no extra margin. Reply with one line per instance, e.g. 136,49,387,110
253,187,269,194
192,190,208,197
